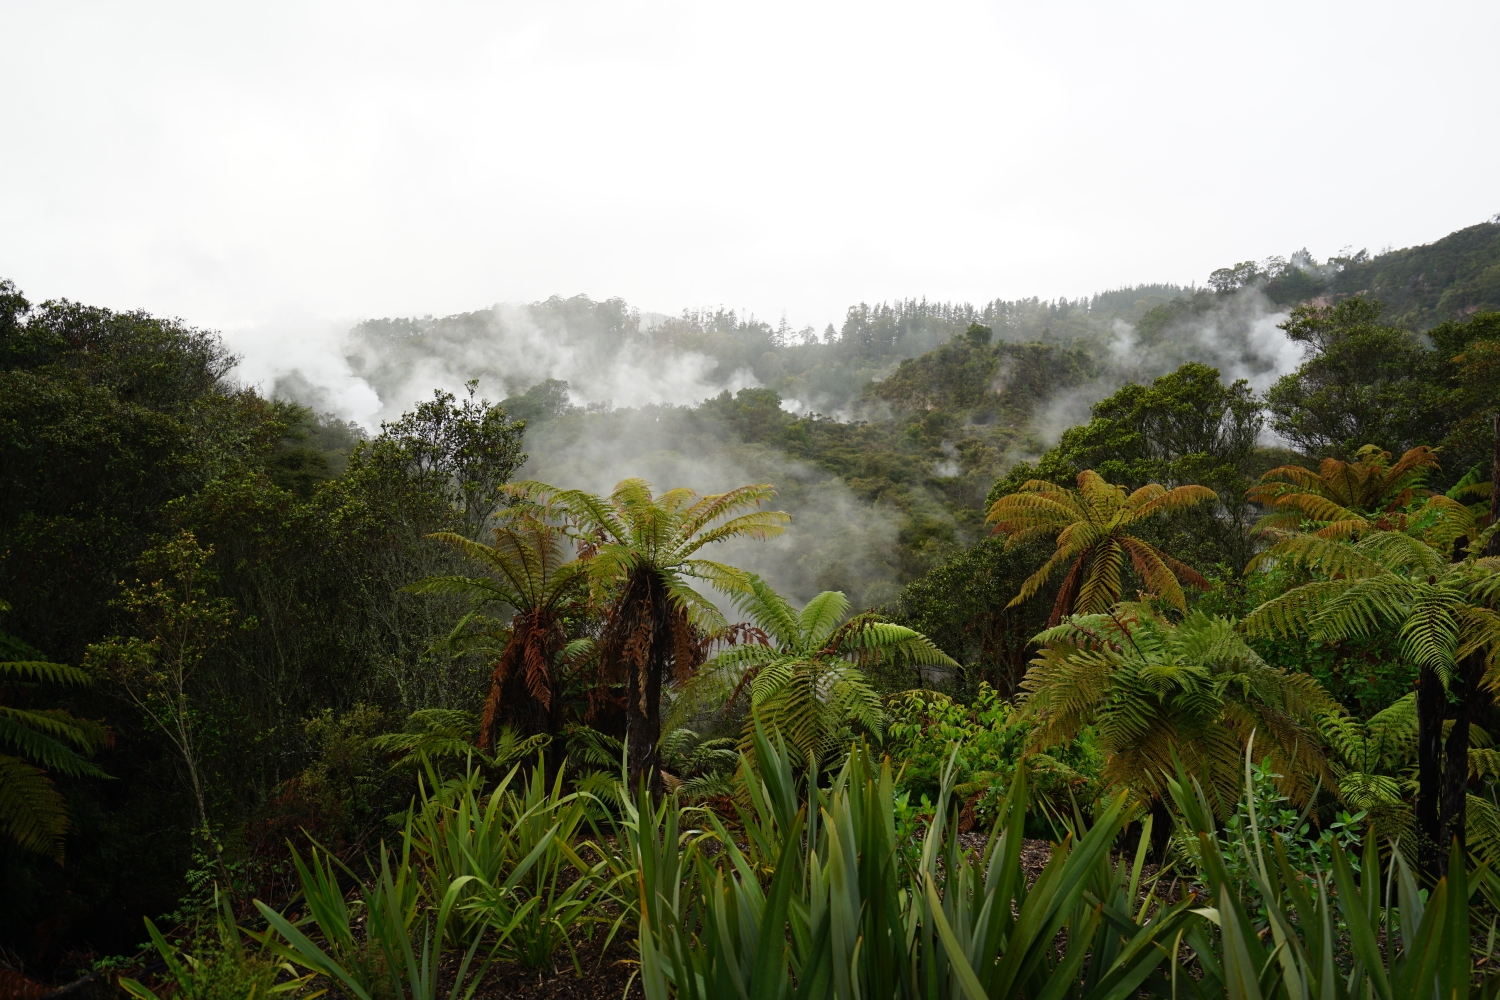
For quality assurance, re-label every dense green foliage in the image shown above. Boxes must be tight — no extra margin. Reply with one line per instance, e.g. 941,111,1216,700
5,215,1500,995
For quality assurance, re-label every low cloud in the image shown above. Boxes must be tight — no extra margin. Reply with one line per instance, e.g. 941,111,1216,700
1030,286,1298,448
258,299,765,429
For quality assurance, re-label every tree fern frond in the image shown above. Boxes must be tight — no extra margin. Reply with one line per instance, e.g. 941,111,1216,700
1074,537,1124,614
678,483,782,537
0,714,110,777
677,559,754,597
404,574,520,605
798,590,851,645
562,724,624,769
728,576,801,647
1470,748,1500,781
1120,536,1187,610
0,753,68,862
1006,546,1082,609
1127,484,1217,521
1312,518,1375,540
0,661,94,686
660,576,730,634
1252,534,1391,579
1468,793,1500,876
1355,529,1447,576
1241,579,1355,639
683,510,792,554
1309,574,1418,644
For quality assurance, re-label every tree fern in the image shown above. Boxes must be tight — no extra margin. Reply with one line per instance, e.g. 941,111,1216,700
1247,444,1441,540
1023,606,1334,812
988,470,1215,624
1244,500,1500,870
1243,518,1500,686
674,575,956,769
410,511,590,748
507,478,789,793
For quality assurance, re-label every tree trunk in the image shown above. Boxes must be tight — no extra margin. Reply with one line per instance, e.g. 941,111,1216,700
1416,662,1446,876
1489,413,1500,558
1441,651,1487,859
619,568,672,799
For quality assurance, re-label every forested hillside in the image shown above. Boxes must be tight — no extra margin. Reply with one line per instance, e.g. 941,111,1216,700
3,216,1500,996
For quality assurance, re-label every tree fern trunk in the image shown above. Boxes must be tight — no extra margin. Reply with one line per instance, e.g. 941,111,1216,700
1416,662,1446,876
1441,651,1487,859
1489,413,1499,558
620,568,670,799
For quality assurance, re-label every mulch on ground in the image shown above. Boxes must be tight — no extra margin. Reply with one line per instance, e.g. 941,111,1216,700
477,936,643,1000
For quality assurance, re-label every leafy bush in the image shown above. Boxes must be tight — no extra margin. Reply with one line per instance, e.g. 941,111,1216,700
883,684,1101,828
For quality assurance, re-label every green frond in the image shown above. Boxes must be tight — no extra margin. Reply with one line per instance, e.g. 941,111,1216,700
1074,538,1124,614
731,576,801,647
1126,483,1217,521
1241,580,1355,639
1470,748,1500,781
1338,772,1406,813
677,559,754,597
797,591,851,646
1006,546,1083,609
1124,483,1167,506
1269,492,1364,524
1470,794,1500,879
0,661,94,686
1249,463,1326,498
1030,613,1125,650
832,621,958,668
1395,587,1463,675
1299,575,1428,654
666,644,778,728
1354,529,1447,575
661,577,730,633
0,753,69,861
562,723,624,769
987,489,1086,524
580,543,642,585
1312,518,1374,540
507,479,633,541
746,656,884,765
559,636,595,666
678,483,782,536
1250,533,1391,579
404,574,520,605
682,510,792,555
1251,510,1308,536
1120,536,1188,610
1076,469,1127,506
0,713,110,777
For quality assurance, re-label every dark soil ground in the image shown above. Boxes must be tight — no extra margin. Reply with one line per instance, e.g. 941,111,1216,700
478,937,642,1000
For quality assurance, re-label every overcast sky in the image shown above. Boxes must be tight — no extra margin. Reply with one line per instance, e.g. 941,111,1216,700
4,0,1497,346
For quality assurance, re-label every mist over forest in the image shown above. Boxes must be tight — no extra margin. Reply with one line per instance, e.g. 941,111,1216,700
265,219,1500,607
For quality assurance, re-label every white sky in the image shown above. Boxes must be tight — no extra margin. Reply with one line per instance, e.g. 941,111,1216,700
3,0,1497,343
